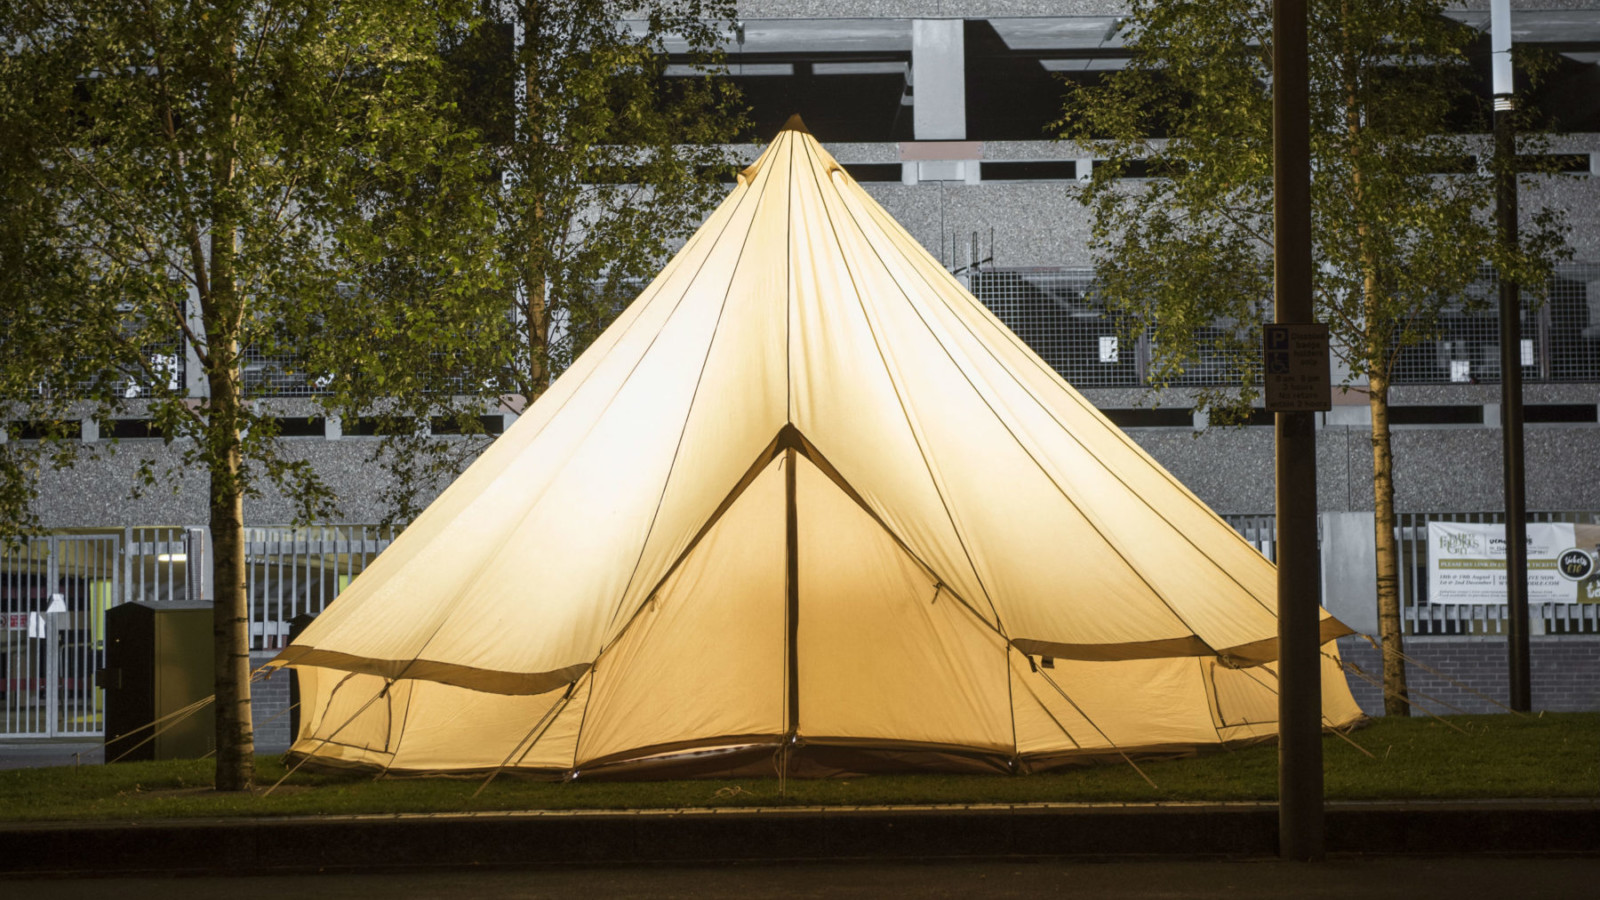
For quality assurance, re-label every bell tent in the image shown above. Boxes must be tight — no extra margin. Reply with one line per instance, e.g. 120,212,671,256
270,119,1363,778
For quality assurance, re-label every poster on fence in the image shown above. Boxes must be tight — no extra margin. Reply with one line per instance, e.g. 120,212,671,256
1427,521,1600,604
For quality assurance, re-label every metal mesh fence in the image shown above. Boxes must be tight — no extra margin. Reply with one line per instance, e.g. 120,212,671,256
241,346,329,398
1389,265,1600,385
73,338,184,400
973,265,1599,389
968,268,1145,387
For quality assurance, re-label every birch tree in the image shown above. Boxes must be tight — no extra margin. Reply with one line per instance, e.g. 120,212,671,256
0,0,496,788
1059,0,1567,715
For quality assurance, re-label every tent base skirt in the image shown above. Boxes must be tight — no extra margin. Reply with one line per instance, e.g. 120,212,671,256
283,728,1364,781
573,742,1018,781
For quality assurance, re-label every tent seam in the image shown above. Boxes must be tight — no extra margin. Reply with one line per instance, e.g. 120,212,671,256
1201,656,1227,745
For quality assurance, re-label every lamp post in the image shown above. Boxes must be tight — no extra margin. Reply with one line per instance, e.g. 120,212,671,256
1273,0,1324,861
1491,0,1532,713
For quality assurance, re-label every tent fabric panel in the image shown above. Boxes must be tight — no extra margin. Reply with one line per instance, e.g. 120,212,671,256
291,669,402,765
1207,660,1282,730
1007,656,1096,757
1253,654,1366,730
574,457,788,767
595,137,795,646
1008,655,1223,756
865,260,1281,650
795,457,1014,753
1317,649,1366,728
842,179,1285,617
282,175,763,673
396,159,790,681
289,667,589,773
1207,654,1365,735
800,149,1199,651
392,677,588,773
783,154,995,627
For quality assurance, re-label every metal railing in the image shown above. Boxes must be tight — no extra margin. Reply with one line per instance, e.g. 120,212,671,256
5,510,1593,737
0,524,398,737
1224,514,1278,563
244,525,401,649
1396,511,1600,636
1216,512,1597,637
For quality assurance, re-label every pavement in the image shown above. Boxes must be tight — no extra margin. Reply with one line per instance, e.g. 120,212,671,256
0,740,103,771
7,857,1600,899
0,736,290,770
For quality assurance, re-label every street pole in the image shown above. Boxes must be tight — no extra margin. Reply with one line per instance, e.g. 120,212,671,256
1273,0,1324,861
1492,0,1532,712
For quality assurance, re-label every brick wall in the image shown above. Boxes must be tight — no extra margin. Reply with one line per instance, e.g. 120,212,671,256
1336,635,1600,716
249,650,293,752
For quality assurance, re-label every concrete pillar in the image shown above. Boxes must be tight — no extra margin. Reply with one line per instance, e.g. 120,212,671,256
1320,511,1379,636
912,20,965,140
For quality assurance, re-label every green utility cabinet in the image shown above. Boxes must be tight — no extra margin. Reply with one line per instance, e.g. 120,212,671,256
100,602,215,761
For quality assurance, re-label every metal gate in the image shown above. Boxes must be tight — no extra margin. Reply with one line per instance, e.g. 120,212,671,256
1,527,203,737
2,533,121,737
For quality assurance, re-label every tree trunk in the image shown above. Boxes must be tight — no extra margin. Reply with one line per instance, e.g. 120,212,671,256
204,272,254,791
207,28,253,790
1343,28,1409,717
519,1,551,398
1368,375,1409,716
208,401,254,791
525,261,549,395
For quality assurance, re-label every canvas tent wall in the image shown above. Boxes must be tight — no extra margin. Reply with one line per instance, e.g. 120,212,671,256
270,120,1363,777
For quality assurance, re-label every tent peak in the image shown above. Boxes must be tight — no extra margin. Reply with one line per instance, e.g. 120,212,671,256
779,114,811,135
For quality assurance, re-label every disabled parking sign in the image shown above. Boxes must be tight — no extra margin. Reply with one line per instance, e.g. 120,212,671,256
1263,323,1331,412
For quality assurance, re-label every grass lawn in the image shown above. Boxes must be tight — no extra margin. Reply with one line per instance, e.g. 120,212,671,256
1,712,1594,824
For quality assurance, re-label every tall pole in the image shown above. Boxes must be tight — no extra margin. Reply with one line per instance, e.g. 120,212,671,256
1273,0,1324,861
783,444,800,775
1492,0,1532,712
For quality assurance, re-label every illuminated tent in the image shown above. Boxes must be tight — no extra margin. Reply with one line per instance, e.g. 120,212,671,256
269,119,1363,777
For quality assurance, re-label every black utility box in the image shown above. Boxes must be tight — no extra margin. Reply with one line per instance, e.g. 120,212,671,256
100,602,215,762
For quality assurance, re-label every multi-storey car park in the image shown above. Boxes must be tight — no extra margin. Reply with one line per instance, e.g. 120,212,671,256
3,2,1598,743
